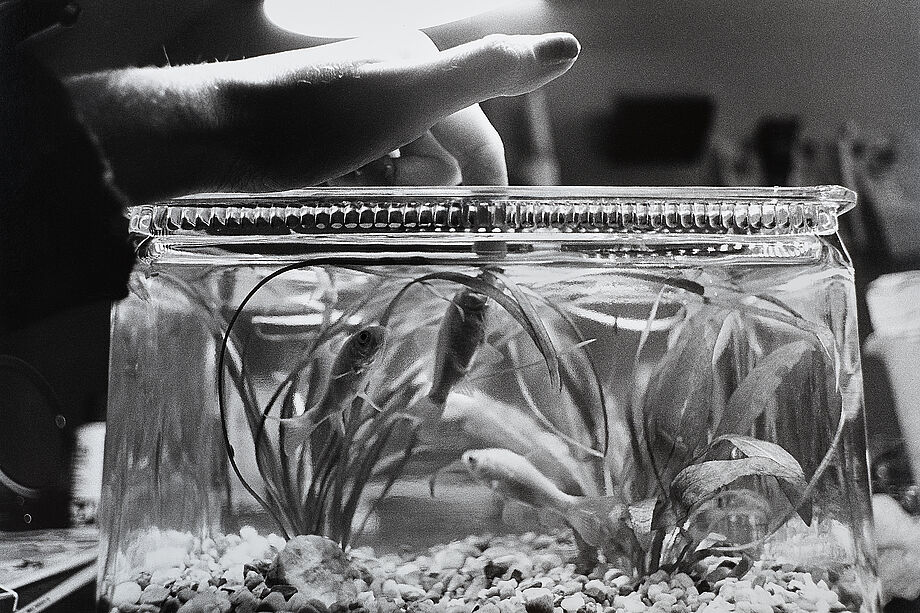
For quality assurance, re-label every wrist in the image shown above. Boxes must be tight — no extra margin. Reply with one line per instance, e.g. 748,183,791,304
65,65,240,202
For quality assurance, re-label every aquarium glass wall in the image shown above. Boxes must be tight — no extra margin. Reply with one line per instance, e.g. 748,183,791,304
101,186,880,613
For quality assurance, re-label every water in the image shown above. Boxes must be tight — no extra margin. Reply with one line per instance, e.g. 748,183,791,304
100,192,880,612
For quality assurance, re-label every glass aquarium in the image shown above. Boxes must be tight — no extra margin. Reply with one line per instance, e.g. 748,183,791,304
101,186,880,613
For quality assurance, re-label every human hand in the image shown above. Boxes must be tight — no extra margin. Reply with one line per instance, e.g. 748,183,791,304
66,30,580,203
873,493,920,602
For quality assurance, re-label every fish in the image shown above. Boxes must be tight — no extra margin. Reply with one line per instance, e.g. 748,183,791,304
442,390,595,496
427,289,489,407
459,448,624,547
279,324,387,447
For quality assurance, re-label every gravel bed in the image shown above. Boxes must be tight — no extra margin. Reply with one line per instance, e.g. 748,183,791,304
103,527,859,613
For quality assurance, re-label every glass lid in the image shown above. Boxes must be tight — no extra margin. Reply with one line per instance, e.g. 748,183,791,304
130,185,856,238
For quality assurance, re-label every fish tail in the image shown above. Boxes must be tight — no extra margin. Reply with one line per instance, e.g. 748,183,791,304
565,496,625,548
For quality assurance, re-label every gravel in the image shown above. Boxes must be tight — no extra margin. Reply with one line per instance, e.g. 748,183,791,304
104,527,858,613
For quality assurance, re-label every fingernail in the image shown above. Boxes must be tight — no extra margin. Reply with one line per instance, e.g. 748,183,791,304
534,33,580,67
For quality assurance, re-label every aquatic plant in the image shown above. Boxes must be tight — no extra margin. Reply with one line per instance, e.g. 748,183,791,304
606,281,846,576
215,260,617,549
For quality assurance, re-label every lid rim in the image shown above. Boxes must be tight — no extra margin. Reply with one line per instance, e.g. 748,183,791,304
130,185,854,238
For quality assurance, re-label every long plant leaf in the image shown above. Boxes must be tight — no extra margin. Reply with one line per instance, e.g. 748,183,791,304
341,414,415,546
643,312,722,485
715,340,814,437
709,435,813,525
671,456,807,512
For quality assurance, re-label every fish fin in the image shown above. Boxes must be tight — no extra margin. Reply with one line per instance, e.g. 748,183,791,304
279,414,315,451
566,496,625,548
526,445,589,496
476,342,507,371
429,456,467,497
451,380,478,399
416,395,446,424
440,390,478,421
333,410,346,437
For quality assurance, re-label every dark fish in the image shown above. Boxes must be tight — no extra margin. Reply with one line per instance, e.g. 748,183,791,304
427,289,488,407
279,325,386,445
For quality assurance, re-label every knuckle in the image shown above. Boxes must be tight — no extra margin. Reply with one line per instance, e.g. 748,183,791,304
479,34,528,92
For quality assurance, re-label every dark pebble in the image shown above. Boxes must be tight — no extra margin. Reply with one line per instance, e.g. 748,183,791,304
177,588,197,603
161,597,182,613
524,600,554,613
271,585,298,600
136,572,152,590
245,572,266,591
695,580,711,593
258,591,288,612
705,567,731,584
308,599,330,613
230,588,258,607
329,603,348,613
236,602,259,613
216,577,228,588
407,601,434,613
297,604,322,613
484,561,509,583
348,602,364,610
508,569,524,583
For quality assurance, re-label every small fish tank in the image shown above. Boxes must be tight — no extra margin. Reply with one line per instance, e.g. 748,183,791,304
100,186,881,613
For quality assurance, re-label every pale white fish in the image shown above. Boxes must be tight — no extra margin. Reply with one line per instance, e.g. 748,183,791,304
442,390,594,496
460,448,624,547
566,304,684,332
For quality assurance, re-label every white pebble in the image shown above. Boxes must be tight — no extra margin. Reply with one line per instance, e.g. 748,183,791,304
150,567,182,586
611,575,631,589
584,579,607,600
646,582,665,601
560,594,585,612
497,579,518,599
266,533,286,551
111,582,142,606
612,594,645,613
523,587,553,604
399,583,427,601
382,579,401,599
